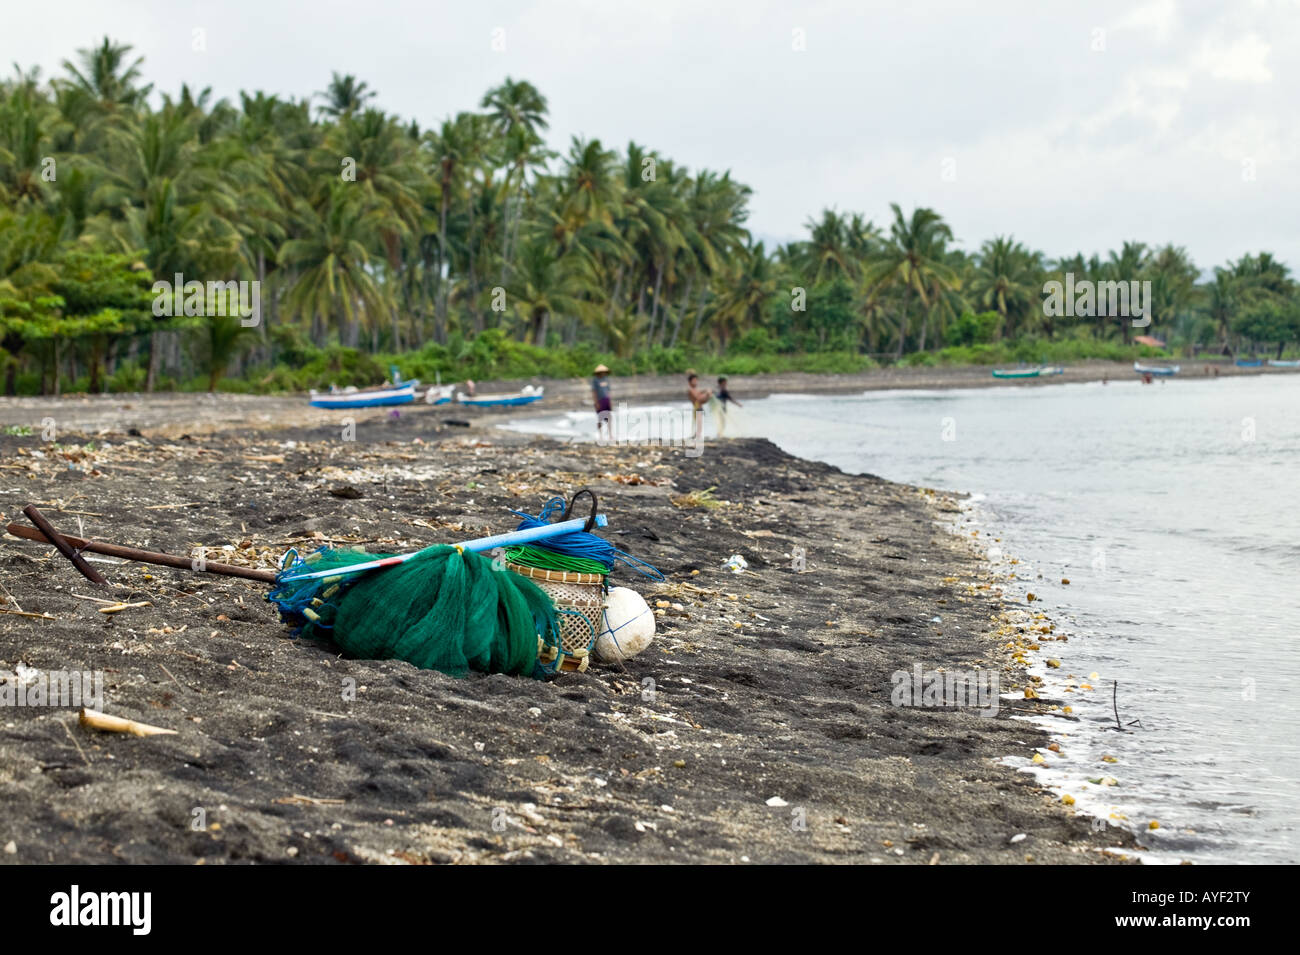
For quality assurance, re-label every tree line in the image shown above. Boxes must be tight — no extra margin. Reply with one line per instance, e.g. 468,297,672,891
2,38,1298,395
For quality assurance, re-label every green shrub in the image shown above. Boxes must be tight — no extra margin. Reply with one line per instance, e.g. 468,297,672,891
945,311,1001,346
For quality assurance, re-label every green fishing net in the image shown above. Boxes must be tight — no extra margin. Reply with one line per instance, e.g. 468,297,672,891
269,545,559,678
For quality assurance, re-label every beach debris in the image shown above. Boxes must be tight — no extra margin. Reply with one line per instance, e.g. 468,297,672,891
98,601,152,614
274,794,346,806
1061,794,1076,805
328,485,364,499
1009,833,1027,844
764,796,788,807
722,554,748,574
0,606,55,620
519,804,546,827
671,486,734,509
601,472,670,486
79,708,177,738
1148,820,1160,830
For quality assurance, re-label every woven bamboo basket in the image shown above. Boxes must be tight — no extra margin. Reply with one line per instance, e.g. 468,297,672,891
507,562,605,673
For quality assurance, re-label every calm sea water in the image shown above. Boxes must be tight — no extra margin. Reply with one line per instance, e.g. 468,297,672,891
509,375,1300,864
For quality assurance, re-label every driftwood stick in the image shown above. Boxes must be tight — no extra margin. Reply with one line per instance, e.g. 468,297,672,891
79,708,177,737
5,521,277,584
23,504,108,586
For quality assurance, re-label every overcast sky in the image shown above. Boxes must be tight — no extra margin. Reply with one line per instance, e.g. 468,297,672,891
5,0,1297,271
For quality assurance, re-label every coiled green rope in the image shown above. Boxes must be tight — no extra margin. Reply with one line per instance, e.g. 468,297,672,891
504,544,609,576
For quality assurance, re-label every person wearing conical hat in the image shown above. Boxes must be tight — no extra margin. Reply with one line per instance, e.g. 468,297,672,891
592,364,613,440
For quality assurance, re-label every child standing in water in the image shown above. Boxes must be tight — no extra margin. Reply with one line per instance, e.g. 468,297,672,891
714,376,742,436
686,370,712,440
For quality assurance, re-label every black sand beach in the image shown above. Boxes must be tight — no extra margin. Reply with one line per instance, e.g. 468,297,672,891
0,397,1136,863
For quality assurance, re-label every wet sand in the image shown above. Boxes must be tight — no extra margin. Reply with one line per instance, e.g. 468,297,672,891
0,397,1136,863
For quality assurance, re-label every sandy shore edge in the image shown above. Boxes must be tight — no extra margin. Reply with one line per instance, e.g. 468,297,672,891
0,400,1137,863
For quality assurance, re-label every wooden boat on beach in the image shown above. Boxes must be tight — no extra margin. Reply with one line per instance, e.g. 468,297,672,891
455,385,545,408
309,381,417,409
424,384,455,405
1133,361,1179,377
991,366,1063,379
1235,358,1263,368
1268,359,1300,368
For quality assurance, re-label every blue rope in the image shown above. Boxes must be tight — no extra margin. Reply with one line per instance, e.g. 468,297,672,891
511,497,665,581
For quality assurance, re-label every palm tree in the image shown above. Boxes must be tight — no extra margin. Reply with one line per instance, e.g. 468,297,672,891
506,239,595,346
86,103,246,389
482,78,549,137
971,236,1042,339
279,182,389,347
316,73,375,119
863,204,958,355
59,37,152,113
669,171,749,348
1104,241,1149,344
496,124,550,279
1203,268,1238,353
800,209,875,284
0,84,57,206
424,114,477,343
555,137,620,237
714,242,777,350
1146,244,1198,336
481,77,551,280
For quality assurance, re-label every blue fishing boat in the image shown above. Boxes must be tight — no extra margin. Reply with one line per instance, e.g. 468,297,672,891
1134,361,1179,377
455,385,545,408
991,365,1063,379
309,381,417,409
424,384,455,405
1235,358,1263,367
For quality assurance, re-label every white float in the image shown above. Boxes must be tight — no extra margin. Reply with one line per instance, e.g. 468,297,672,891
595,587,656,662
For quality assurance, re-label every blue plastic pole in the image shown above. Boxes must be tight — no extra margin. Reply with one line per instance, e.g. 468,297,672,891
277,514,607,583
